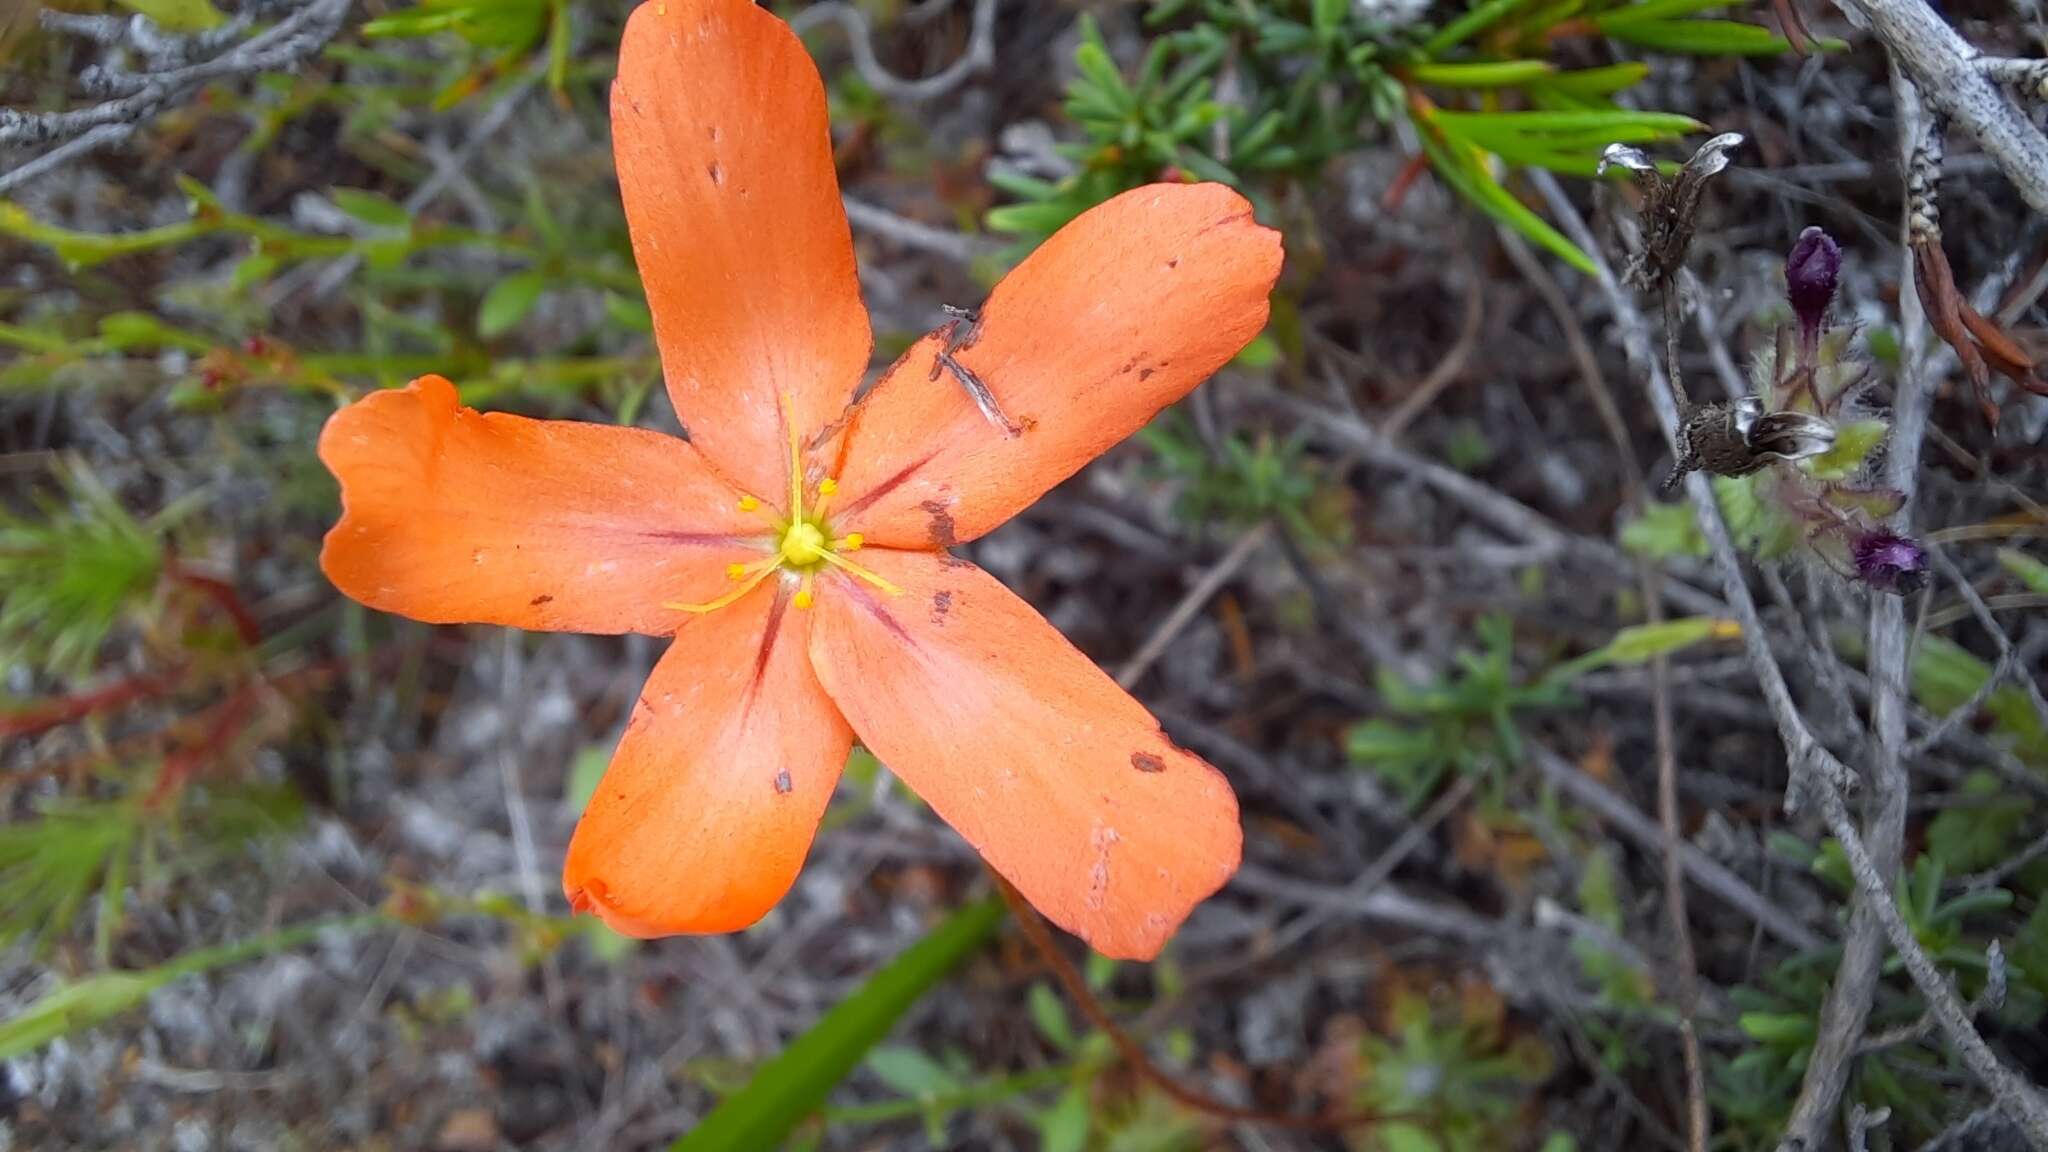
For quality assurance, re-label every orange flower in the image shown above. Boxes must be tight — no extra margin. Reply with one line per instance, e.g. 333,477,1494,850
318,0,1282,960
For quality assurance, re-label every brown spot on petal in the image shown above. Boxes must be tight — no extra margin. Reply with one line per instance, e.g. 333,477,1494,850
1138,368,1155,382
706,162,724,186
931,589,953,625
529,594,554,606
1132,752,1165,773
774,769,793,795
920,499,957,547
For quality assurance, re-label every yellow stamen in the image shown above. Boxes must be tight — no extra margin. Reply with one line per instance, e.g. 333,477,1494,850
814,547,903,596
737,495,759,512
837,532,864,552
725,562,749,580
665,560,778,614
793,570,816,610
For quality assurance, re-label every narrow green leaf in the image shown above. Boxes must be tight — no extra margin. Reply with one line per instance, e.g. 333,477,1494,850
1028,982,1076,1050
1997,548,2048,596
1538,62,1652,96
1434,108,1706,135
1603,18,1794,55
1422,0,1534,55
863,1045,961,1097
1739,1011,1814,1045
1418,127,1596,275
0,917,372,1060
1591,617,1738,666
330,188,412,231
114,0,225,32
1039,1085,1092,1152
670,897,1003,1152
1409,60,1557,88
478,271,549,339
1592,0,1735,30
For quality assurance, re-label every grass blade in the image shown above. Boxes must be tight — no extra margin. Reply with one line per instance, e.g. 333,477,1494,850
671,896,1005,1152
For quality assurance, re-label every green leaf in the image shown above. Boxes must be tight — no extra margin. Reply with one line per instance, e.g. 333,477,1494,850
1801,419,1887,480
670,897,1004,1152
1417,126,1596,275
1573,616,1738,672
478,271,549,339
1738,1011,1814,1046
1997,548,2048,596
1578,848,1622,930
1039,1084,1092,1152
1910,635,2047,762
1433,109,1706,136
0,917,369,1059
330,188,413,231
564,744,609,813
604,292,654,335
1924,771,2030,873
864,1045,961,1097
1621,500,1706,559
1538,62,1652,97
1232,331,1281,369
1029,982,1076,1050
114,0,225,32
1592,0,1736,29
1422,0,1534,55
0,202,205,270
1408,60,1557,88
1603,19,1796,55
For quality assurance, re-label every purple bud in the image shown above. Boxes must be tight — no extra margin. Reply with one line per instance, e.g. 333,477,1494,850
1786,226,1840,341
1852,529,1927,595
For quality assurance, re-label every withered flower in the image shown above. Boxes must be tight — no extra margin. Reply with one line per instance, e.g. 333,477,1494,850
1598,132,1744,291
1851,529,1929,595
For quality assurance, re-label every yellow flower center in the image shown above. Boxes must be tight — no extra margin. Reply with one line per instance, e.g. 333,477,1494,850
779,521,828,567
664,398,900,615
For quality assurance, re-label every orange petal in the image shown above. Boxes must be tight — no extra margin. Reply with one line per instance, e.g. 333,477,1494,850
565,579,852,936
613,0,870,502
830,184,1281,548
319,376,761,634
806,549,1241,959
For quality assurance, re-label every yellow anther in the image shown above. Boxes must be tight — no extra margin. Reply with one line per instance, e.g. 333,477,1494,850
819,478,838,495
738,495,759,512
725,562,749,580
839,533,864,552
794,587,814,609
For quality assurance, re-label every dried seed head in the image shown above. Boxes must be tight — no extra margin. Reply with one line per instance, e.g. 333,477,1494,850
1598,143,1657,179
1608,131,1745,289
1851,529,1928,595
1785,226,1841,341
1681,132,1744,182
1746,409,1836,461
